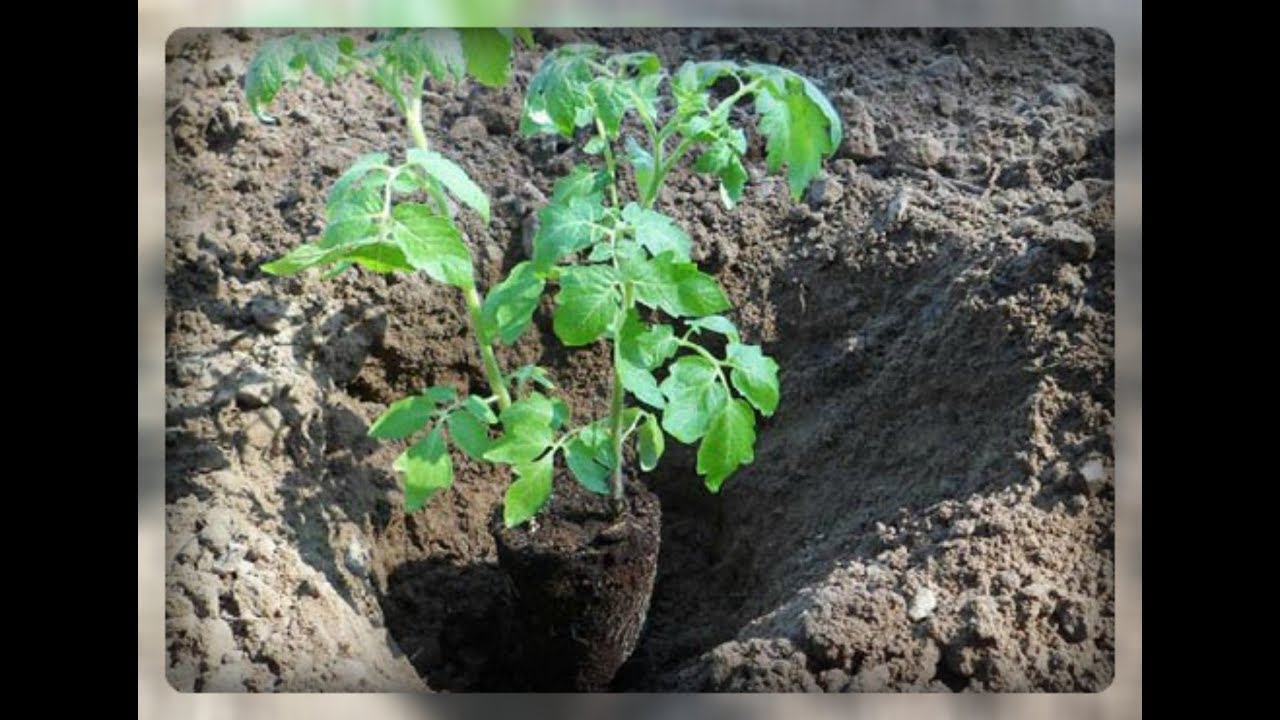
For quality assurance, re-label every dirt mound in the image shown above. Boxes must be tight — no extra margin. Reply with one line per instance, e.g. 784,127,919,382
164,27,1114,692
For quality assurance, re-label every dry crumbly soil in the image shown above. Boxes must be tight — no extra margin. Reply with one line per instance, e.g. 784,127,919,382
164,27,1115,692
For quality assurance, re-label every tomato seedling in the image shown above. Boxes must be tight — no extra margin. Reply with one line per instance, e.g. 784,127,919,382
484,45,843,522
247,29,582,516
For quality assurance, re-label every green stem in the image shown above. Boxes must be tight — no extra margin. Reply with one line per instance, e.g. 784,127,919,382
463,285,513,411
594,117,621,209
673,335,731,392
608,281,635,500
403,74,510,412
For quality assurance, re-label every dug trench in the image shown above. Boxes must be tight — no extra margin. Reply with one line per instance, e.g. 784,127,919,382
164,28,1115,691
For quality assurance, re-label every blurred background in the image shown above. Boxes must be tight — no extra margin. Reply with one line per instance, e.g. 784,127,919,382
139,0,1139,717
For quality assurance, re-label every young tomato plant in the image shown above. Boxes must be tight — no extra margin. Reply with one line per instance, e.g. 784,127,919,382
489,45,843,519
247,29,580,518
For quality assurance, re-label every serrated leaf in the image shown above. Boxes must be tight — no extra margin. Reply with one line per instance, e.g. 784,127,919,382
521,44,598,137
320,216,379,249
245,36,301,121
299,35,350,82
671,60,739,117
622,203,692,260
754,71,842,200
463,395,499,424
624,137,655,199
589,77,628,137
261,243,342,276
533,195,607,271
390,203,474,288
566,438,611,494
727,342,780,416
620,360,664,409
406,148,490,223
693,138,749,208
697,398,756,492
553,265,620,346
327,152,389,211
504,454,554,527
687,315,741,342
619,312,672,408
629,253,731,318
447,408,491,460
638,412,664,472
480,261,545,345
484,393,556,464
394,428,454,511
368,395,435,439
459,28,514,87
391,29,467,82
659,355,729,443
551,165,608,203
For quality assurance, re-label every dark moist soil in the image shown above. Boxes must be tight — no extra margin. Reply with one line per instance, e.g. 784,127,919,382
490,476,660,691
164,27,1115,692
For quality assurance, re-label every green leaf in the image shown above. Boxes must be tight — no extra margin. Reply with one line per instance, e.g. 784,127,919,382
394,428,454,511
299,34,352,82
533,195,607,271
510,365,556,391
484,393,556,464
320,216,379,249
696,398,756,492
368,396,435,439
521,44,598,137
618,312,671,408
622,203,692,260
447,409,491,460
552,166,608,204
687,315,741,342
551,398,571,430
753,71,842,200
406,148,491,223
504,454,554,527
327,152,389,211
624,137,656,199
391,29,467,81
659,355,729,443
245,36,301,121
423,385,457,404
638,412,664,472
499,392,558,432
463,395,499,424
565,438,611,494
390,203,474,288
589,77,628,137
629,253,731,318
727,342,780,416
513,28,535,47
261,242,341,276
553,265,620,346
459,28,513,87
345,243,415,273
620,360,664,409
479,261,545,345
693,138,749,207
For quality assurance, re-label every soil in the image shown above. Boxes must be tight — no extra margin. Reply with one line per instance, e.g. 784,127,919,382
491,476,660,691
164,27,1115,692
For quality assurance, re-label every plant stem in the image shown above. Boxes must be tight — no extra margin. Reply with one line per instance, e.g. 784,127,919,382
404,77,511,412
463,285,513,411
405,88,430,152
608,280,635,501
